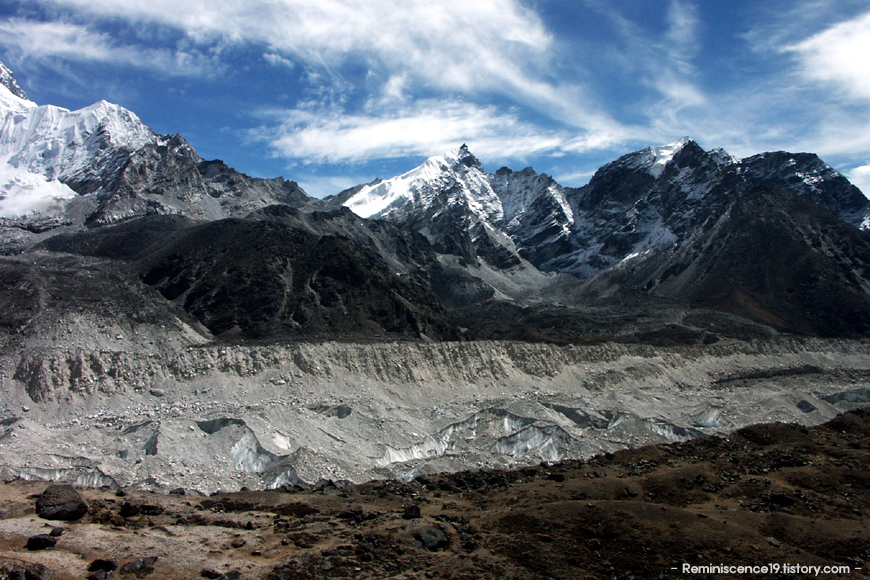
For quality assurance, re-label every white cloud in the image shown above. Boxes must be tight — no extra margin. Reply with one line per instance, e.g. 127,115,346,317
253,100,580,165
15,0,635,145
846,165,870,198
0,18,218,76
786,11,870,101
21,1,548,95
664,0,700,68
263,53,295,70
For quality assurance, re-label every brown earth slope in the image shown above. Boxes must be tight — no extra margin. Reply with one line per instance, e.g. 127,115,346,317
1,409,869,580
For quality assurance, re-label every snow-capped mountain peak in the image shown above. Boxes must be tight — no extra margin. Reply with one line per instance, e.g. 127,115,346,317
343,144,503,223
2,99,158,175
0,60,160,219
648,136,693,178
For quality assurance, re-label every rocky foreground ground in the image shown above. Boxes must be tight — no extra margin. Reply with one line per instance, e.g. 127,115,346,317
0,409,868,580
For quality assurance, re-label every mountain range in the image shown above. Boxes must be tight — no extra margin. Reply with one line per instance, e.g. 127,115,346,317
3,60,870,346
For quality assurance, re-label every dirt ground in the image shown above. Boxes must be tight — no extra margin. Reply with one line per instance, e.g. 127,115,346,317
1,409,869,580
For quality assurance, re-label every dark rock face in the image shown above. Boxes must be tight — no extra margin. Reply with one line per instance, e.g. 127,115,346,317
137,218,458,340
35,484,88,521
85,136,311,226
589,181,870,337
740,151,870,227
39,211,460,341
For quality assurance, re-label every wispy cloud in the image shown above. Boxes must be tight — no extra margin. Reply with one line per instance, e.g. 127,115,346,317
664,0,701,69
653,0,705,111
0,18,218,76
12,0,631,154
784,10,870,101
252,99,574,165
263,53,295,70
17,0,552,97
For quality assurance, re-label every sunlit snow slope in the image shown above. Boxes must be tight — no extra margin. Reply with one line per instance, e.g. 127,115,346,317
0,82,158,219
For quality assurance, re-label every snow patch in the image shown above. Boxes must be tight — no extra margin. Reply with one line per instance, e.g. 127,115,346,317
0,163,77,218
649,137,692,178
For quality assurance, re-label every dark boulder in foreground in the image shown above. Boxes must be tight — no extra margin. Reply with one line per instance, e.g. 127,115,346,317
415,526,449,551
35,484,88,521
25,534,57,551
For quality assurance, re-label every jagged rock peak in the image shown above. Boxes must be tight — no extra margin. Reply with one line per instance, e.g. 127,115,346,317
342,144,498,220
707,147,738,167
594,137,699,182
448,143,482,170
494,166,540,177
647,136,695,178
0,60,28,100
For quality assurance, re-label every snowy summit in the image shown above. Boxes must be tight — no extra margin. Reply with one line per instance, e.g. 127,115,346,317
0,61,158,219
343,144,504,223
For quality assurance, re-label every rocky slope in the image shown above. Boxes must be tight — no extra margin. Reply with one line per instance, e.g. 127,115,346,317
584,180,870,337
0,61,28,100
1,409,868,579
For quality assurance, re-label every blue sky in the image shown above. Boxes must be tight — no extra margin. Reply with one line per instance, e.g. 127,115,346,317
1,0,870,198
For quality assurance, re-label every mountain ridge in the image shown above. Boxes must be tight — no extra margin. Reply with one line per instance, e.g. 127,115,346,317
2,59,870,342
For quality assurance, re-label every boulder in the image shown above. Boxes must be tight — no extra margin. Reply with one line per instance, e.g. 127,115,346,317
119,556,158,576
402,504,421,519
415,526,448,551
25,534,57,550
35,484,88,521
88,559,118,573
